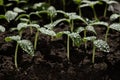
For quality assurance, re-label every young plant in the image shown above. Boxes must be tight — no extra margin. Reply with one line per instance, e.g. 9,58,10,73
56,31,81,60
100,0,119,17
73,0,83,16
5,35,34,69
80,0,101,20
91,21,120,42
76,24,96,49
84,36,110,63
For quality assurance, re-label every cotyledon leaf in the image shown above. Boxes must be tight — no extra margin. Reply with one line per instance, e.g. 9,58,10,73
5,35,21,42
0,25,5,32
5,10,18,22
38,27,56,36
110,14,120,21
109,23,120,32
17,40,34,56
93,39,110,52
86,25,97,34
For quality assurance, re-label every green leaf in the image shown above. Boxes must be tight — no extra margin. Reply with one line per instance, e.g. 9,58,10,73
47,6,57,17
76,27,85,33
33,2,49,10
44,18,68,29
90,21,108,27
27,24,40,29
17,23,28,31
73,0,82,4
69,32,82,47
83,36,96,41
110,14,120,21
93,39,110,52
0,25,5,32
39,27,56,36
86,25,96,34
0,0,3,5
110,23,120,32
0,15,7,20
56,31,70,38
15,14,29,21
5,10,18,22
107,1,118,4
5,35,21,42
17,40,34,56
13,7,25,13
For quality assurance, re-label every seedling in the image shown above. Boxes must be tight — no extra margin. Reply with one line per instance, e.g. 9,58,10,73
100,0,119,17
5,35,34,69
73,0,83,16
91,21,120,42
56,31,81,60
80,0,101,20
84,36,110,63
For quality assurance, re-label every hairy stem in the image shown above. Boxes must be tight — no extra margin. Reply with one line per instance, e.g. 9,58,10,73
79,7,82,17
84,29,87,49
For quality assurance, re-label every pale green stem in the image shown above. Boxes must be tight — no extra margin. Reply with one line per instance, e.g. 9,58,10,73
15,43,19,69
92,45,96,63
67,35,70,60
70,20,74,32
62,0,65,11
92,6,98,20
34,30,39,50
79,6,82,17
104,4,107,17
105,26,110,42
84,29,87,49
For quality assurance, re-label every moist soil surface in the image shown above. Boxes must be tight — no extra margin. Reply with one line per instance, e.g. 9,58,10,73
0,1,120,80
0,22,120,80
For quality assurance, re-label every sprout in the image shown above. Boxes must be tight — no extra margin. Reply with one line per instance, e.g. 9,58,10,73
0,25,5,32
5,35,34,68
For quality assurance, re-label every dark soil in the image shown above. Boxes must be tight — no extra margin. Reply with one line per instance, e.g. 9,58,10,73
0,1,120,80
0,22,120,80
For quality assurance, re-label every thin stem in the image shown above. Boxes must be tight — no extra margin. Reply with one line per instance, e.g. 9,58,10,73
15,43,19,69
62,0,65,11
70,20,74,32
50,16,53,24
79,7,82,17
105,26,110,42
84,29,87,49
34,30,39,50
67,35,70,60
92,6,98,20
92,45,96,63
104,4,107,17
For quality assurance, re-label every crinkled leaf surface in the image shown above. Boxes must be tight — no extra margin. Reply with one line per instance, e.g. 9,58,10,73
17,23,28,31
93,39,110,52
5,10,18,22
110,23,120,32
27,24,40,29
76,27,85,33
110,14,120,21
18,40,34,56
86,25,96,34
39,27,56,36
69,32,82,47
0,25,5,32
